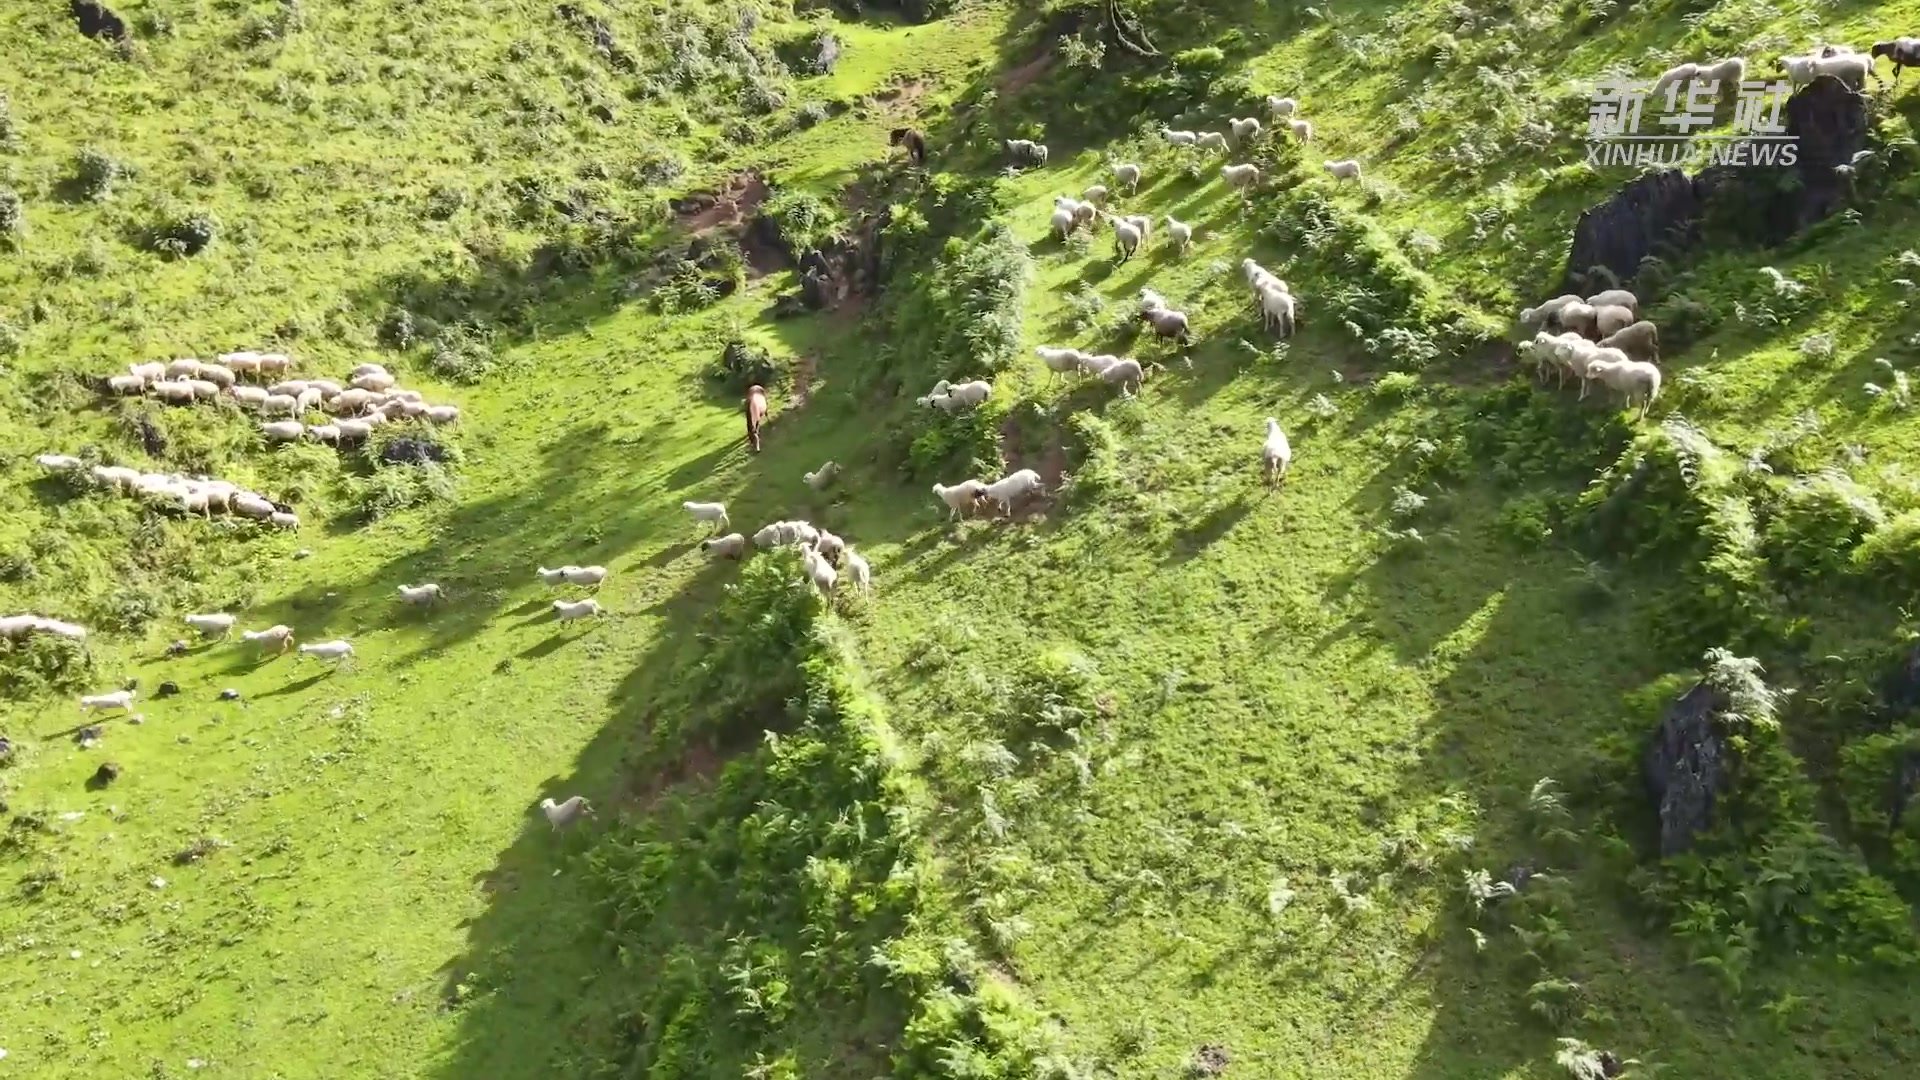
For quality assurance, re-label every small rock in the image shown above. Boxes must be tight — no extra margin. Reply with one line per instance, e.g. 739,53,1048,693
157,680,180,698
74,725,103,749
218,688,241,702
176,735,191,744
68,949,82,959
88,762,121,789
293,548,312,559
150,876,166,889
1192,1044,1231,1077
166,639,190,656
188,1059,206,1070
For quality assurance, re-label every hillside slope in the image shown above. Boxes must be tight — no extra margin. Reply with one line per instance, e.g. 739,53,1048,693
6,0,1920,1077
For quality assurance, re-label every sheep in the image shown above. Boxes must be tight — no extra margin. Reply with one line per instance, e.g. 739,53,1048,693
1140,306,1192,344
80,689,136,714
305,423,341,445
0,615,88,642
129,361,167,383
682,500,730,533
360,408,389,428
223,352,262,377
333,418,373,442
1163,216,1194,253
92,464,139,490
562,565,608,588
1593,303,1636,339
1570,344,1629,399
536,566,572,585
1702,56,1746,85
261,420,305,443
699,532,748,559
187,379,221,401
166,357,204,379
552,598,604,623
391,399,428,419
330,388,375,415
198,364,237,389
350,363,388,379
1268,95,1298,118
1197,131,1229,151
1050,203,1078,240
1110,214,1144,261
1140,287,1169,313
1583,357,1663,419
269,511,300,530
309,379,344,398
398,583,444,605
231,493,276,520
256,352,294,374
1262,418,1292,484
1083,183,1111,208
932,480,988,520
1078,353,1120,376
1036,345,1088,382
982,468,1044,515
267,380,310,398
351,371,395,392
294,387,324,415
844,548,871,593
151,381,198,405
918,379,992,411
1584,289,1638,314
540,795,594,829
1817,51,1875,88
1160,128,1199,146
1553,301,1599,338
1123,213,1153,241
1229,117,1263,144
750,520,822,548
1260,284,1297,338
243,624,294,653
37,453,84,473
1649,61,1700,96
297,639,355,663
814,530,847,564
185,612,237,639
424,405,461,425
1221,163,1261,192
1003,138,1049,168
1288,118,1314,142
1873,39,1920,80
1519,294,1583,329
106,373,147,395
1323,159,1363,181
798,544,838,594
1100,357,1148,395
228,385,269,406
804,461,841,491
260,393,298,417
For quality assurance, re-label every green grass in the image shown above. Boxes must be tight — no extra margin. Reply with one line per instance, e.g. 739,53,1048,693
10,0,1920,1076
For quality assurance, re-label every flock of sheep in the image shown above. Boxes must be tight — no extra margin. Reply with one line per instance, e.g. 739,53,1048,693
687,498,874,596
1518,290,1662,419
101,352,461,444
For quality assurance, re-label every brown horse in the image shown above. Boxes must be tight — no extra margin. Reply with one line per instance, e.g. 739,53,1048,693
744,384,769,452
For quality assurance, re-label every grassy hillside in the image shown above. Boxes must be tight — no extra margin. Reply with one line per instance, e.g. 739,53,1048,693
8,0,1920,1076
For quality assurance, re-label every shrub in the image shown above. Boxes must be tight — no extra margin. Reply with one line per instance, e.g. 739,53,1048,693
1064,412,1121,502
151,209,218,257
427,323,498,383
1371,370,1420,402
1762,469,1883,579
904,402,1003,481
0,317,20,357
761,189,846,257
349,461,456,519
0,91,15,149
0,633,95,696
1838,726,1920,892
710,338,782,393
379,307,418,350
0,187,22,248
71,147,126,201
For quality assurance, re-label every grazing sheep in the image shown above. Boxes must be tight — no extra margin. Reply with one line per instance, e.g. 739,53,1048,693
1113,163,1143,193
1583,357,1663,419
298,640,355,662
682,500,730,533
1083,183,1111,208
933,480,989,520
1873,38,1920,79
185,613,237,639
256,352,294,374
1570,344,1629,399
198,364,237,389
751,520,821,548
1139,287,1169,314
804,461,841,491
294,387,324,415
223,352,262,378
80,689,136,714
398,583,444,605
166,358,203,379
1123,213,1153,242
129,361,167,383
187,379,221,401
889,126,928,166
540,795,594,829
1519,294,1583,329
151,381,198,405
1229,117,1263,144
1585,289,1638,314
1078,352,1120,376
552,598,604,623
267,380,309,398
1110,215,1144,261
106,373,147,395
1163,216,1194,254
0,615,88,642
306,423,341,445
242,624,294,653
844,548,871,593
1650,61,1700,96
798,543,838,594
700,532,748,559
562,565,607,588
1160,127,1199,146
536,566,571,585
918,379,992,411
1100,357,1149,395
1260,284,1297,338
229,385,270,406
350,362,388,379
37,453,84,473
259,393,298,417
424,404,461,425
1140,306,1192,344
1036,345,1088,382
330,388,375,414
1323,159,1362,181
1197,131,1229,151
1268,95,1298,118
1221,163,1261,191
982,468,1045,515
1004,138,1049,167
1262,417,1292,484
309,379,344,398
261,420,305,443
332,418,373,442
1553,301,1599,338
1288,118,1314,142
1593,303,1636,339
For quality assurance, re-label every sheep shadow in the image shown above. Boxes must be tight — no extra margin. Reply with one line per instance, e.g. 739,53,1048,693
518,633,583,660
643,541,696,568
1160,494,1255,565
258,670,334,699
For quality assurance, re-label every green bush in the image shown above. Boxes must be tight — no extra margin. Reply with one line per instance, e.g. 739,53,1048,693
1064,411,1121,502
1853,510,1920,599
761,188,846,257
151,208,219,257
0,187,22,248
427,323,498,383
1838,727,1920,894
710,338,783,393
0,633,95,696
904,400,1004,482
349,461,456,519
71,147,126,201
1762,469,1883,580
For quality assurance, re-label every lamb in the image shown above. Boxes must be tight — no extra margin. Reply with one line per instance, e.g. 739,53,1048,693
1229,117,1263,144
1262,417,1292,484
424,405,461,425
185,612,237,638
1197,131,1229,151
1582,357,1663,419
540,795,594,829
1163,216,1193,253
261,420,305,443
682,500,730,532
1161,128,1199,146
37,453,84,473
1323,159,1362,181
1873,39,1920,80
1593,303,1637,339
1268,95,1298,118
298,640,355,663
844,548,871,593
1288,118,1314,142
106,373,147,395
80,689,136,714
1003,138,1049,167
398,583,444,605
699,532,748,559
1099,357,1148,395
562,565,608,587
1036,345,1089,382
804,461,841,490
1650,62,1700,96
1140,306,1192,344
1221,163,1261,191
242,624,294,653
798,543,838,594
1260,284,1297,338
552,598,604,623
1082,184,1111,207
536,566,572,585
932,480,988,520
1110,214,1144,261
1584,289,1638,314
982,468,1044,515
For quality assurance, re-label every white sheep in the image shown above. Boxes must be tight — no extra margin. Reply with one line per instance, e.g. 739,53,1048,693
1229,117,1263,144
295,387,324,415
1323,159,1362,181
187,379,221,401
918,379,992,411
223,352,262,377
1288,118,1313,142
1593,303,1636,338
424,405,461,425
229,385,269,406
933,480,988,520
1078,353,1119,376
1260,284,1296,338
267,380,310,398
198,364,237,389
352,371,396,392
1083,183,1111,208
844,548,871,593
80,689,136,713
1100,358,1148,395
231,493,276,519
1583,357,1663,419
1650,61,1700,96
166,357,203,379
562,565,607,587
798,544,838,594
129,361,167,383
333,418,373,442
699,533,748,559
398,583,444,605
540,795,593,829
256,352,294,374
1221,163,1261,191
330,388,375,415
1050,203,1078,240
298,639,356,663
536,566,572,585
106,373,147,395
1140,306,1192,344
1163,216,1193,254
185,612,237,638
1197,131,1230,151
309,379,344,398
261,420,305,443
804,461,841,490
37,453,84,473
1113,162,1143,193
1035,345,1088,382
350,362,388,379
306,423,341,444
1554,301,1599,338
1585,289,1638,314
1004,138,1049,167
552,598,604,623
982,468,1044,515
1519,294,1583,329
682,500,730,532
1268,95,1298,118
1570,343,1628,399
0,615,88,641
269,511,300,530
1702,57,1746,85
243,624,294,652
1262,417,1292,484
1161,128,1199,146
151,381,198,405
1110,215,1144,261
260,393,298,417
1139,287,1169,314
813,530,847,565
